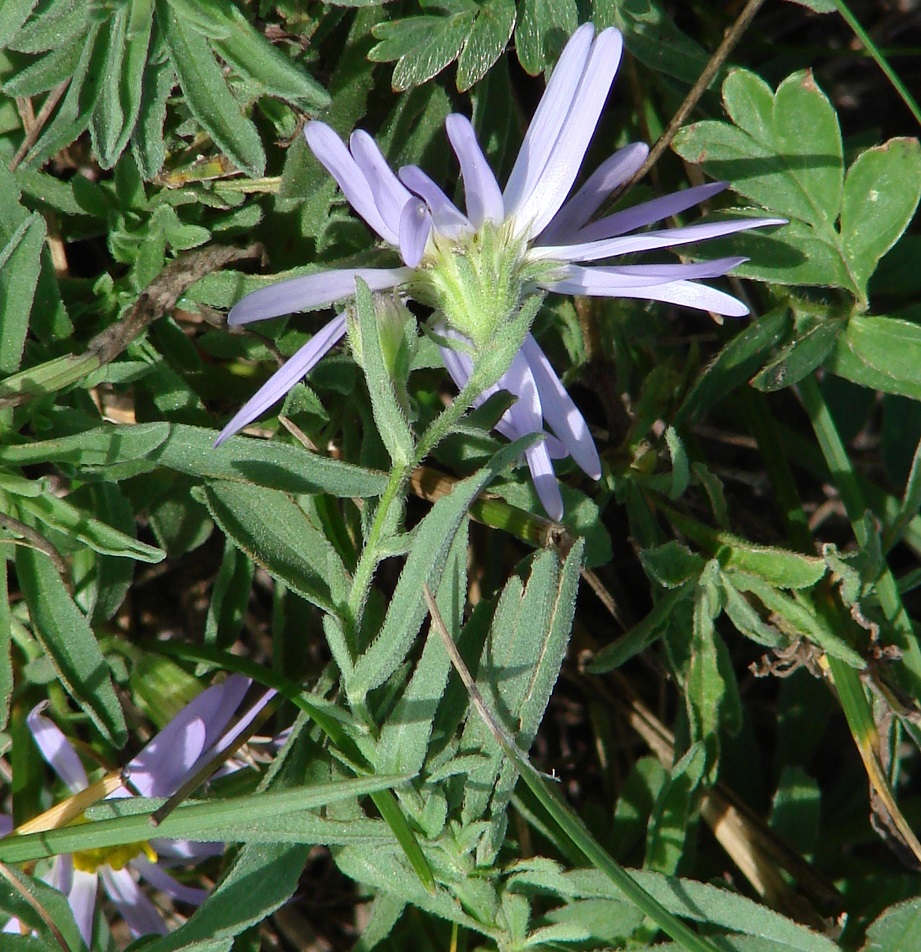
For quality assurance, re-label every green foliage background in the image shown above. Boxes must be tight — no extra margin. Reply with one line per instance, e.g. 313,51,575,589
1,1,921,950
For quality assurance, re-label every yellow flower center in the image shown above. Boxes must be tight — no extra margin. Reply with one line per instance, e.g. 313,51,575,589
72,839,158,874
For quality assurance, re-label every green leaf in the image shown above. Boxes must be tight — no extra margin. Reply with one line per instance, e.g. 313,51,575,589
589,585,693,672
354,279,414,467
208,3,328,107
514,0,577,75
23,21,107,167
510,864,841,951
611,0,709,84
0,553,10,731
131,29,175,179
686,563,725,768
159,0,265,175
770,766,820,860
640,542,706,588
732,573,866,668
376,520,467,777
0,212,45,374
826,314,921,400
2,42,82,97
18,492,164,562
0,865,88,952
204,538,254,648
5,0,86,53
461,542,584,858
89,5,129,167
721,68,774,142
131,843,308,951
455,0,516,92
784,0,836,11
864,897,921,952
676,306,792,426
0,775,406,862
370,10,476,91
665,509,827,588
14,546,127,745
96,0,154,168
721,576,785,648
335,843,488,936
840,138,921,297
0,0,40,48
771,70,843,229
349,437,535,701
751,318,844,393
201,481,348,614
0,423,388,497
671,68,859,296
646,744,706,874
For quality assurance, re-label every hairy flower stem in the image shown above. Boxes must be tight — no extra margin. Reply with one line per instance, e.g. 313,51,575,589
343,365,505,705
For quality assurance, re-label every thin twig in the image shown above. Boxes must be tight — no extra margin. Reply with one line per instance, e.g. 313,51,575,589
0,512,68,580
9,80,70,172
423,584,534,766
619,0,768,196
0,862,70,951
0,243,266,410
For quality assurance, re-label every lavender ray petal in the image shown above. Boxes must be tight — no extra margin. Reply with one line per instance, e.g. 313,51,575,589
205,687,277,765
503,23,595,223
100,867,168,938
399,166,472,238
445,115,505,227
27,703,88,794
304,121,396,244
152,839,224,862
546,269,750,316
491,418,568,457
228,267,410,326
575,181,730,243
544,435,569,459
531,217,786,264
537,142,648,244
133,856,209,906
67,869,98,948
126,675,251,797
214,314,347,446
502,348,542,438
438,334,520,440
436,328,474,393
525,443,564,522
592,256,749,281
349,130,412,241
439,338,506,415
0,815,12,837
51,855,73,897
511,28,624,239
521,335,601,479
399,198,433,267
540,262,723,291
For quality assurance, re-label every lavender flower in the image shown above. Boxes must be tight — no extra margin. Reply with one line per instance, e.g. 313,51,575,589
217,23,782,518
4,676,274,946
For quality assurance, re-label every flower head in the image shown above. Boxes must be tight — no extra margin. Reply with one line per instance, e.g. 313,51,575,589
216,23,783,517
4,676,274,946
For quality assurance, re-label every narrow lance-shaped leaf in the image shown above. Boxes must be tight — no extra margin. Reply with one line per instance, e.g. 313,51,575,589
0,212,46,375
201,481,349,615
353,279,414,467
15,546,127,745
349,435,539,702
158,0,265,176
376,518,469,776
